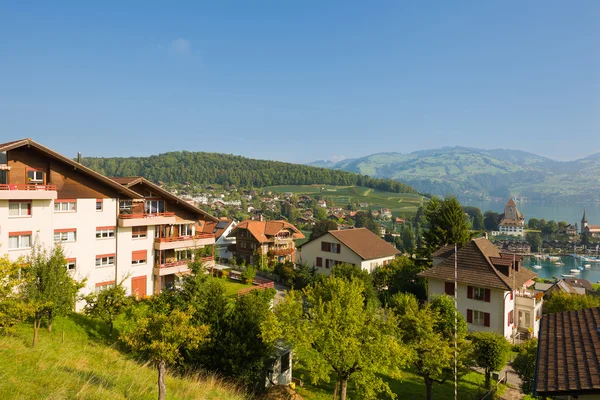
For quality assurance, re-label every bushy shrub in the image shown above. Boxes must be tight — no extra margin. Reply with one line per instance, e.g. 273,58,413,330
241,266,256,284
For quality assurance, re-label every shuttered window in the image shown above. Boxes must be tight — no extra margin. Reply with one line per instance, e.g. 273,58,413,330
316,257,322,267
445,282,454,296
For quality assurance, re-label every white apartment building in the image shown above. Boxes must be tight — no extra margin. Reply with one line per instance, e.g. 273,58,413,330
0,139,217,309
420,238,542,341
297,228,400,275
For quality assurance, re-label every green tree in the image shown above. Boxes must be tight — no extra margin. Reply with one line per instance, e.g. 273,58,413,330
557,221,569,232
544,292,600,313
483,211,501,231
309,219,339,240
528,218,540,230
463,206,484,230
264,277,409,400
372,256,427,302
313,205,328,221
512,339,538,395
355,212,381,236
22,244,85,346
542,220,558,235
470,332,511,390
332,263,380,309
120,304,208,400
0,255,30,335
401,224,416,255
526,232,542,252
83,280,130,339
390,293,471,400
422,196,471,258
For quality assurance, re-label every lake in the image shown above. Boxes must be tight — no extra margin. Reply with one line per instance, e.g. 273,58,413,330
463,200,600,226
522,254,600,283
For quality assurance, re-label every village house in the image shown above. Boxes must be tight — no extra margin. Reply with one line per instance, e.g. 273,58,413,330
201,218,237,261
419,238,542,341
317,199,327,208
297,228,400,275
380,208,392,218
228,220,305,265
0,139,217,307
534,307,600,399
498,198,525,237
564,223,579,236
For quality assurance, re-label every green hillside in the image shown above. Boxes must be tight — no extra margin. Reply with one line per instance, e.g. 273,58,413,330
311,147,600,202
80,151,417,195
265,184,428,216
0,316,244,400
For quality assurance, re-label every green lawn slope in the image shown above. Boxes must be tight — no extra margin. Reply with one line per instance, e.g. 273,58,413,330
0,315,244,400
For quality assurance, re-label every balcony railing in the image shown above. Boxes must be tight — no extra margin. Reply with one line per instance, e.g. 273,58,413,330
156,256,214,268
154,233,214,243
269,248,295,256
119,212,175,219
0,184,57,191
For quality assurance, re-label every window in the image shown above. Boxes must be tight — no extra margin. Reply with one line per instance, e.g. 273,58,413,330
508,310,514,326
132,226,147,239
8,232,32,250
180,224,193,236
280,352,290,373
95,281,115,293
474,287,485,301
27,170,44,183
95,255,115,267
96,227,115,239
321,242,331,252
325,259,338,269
9,201,31,217
473,310,486,325
54,201,76,212
132,250,147,265
65,258,76,271
445,282,454,296
96,199,103,211
316,257,322,267
54,230,76,242
331,243,340,254
119,200,132,213
145,199,165,214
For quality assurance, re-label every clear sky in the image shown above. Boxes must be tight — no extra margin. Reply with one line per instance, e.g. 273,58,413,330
1,1,598,163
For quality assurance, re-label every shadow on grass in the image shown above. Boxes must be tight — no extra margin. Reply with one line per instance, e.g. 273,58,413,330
67,313,112,344
61,366,117,390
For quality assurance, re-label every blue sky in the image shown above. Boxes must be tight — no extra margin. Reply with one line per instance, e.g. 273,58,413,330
1,1,598,163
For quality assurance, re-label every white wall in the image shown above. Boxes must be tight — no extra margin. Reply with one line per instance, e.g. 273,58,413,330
0,199,53,259
298,233,396,275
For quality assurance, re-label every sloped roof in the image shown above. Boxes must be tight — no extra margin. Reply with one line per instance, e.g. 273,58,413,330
506,198,517,207
110,176,217,222
535,307,600,396
419,238,537,290
0,138,142,199
432,244,456,259
231,220,305,244
201,219,235,240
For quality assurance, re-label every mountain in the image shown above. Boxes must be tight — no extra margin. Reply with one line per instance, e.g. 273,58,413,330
80,151,417,194
309,147,600,202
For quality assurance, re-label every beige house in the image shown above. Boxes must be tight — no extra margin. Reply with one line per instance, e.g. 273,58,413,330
297,228,400,275
420,238,542,341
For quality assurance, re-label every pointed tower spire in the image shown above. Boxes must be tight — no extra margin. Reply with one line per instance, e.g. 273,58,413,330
582,209,588,224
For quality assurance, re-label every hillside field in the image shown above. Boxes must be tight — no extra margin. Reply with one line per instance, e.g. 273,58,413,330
265,185,428,216
0,315,244,400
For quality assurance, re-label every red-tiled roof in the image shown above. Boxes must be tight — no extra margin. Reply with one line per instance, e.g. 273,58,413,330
506,198,517,207
328,228,400,260
419,238,537,290
231,220,305,243
535,307,600,397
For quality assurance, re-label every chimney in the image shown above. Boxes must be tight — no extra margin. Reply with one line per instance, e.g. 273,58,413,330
77,152,82,163
483,232,489,239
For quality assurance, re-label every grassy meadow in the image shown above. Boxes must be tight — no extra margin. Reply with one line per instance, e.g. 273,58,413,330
0,315,245,400
264,185,428,217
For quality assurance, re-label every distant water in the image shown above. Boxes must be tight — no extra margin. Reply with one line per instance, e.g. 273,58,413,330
463,200,600,225
522,255,600,283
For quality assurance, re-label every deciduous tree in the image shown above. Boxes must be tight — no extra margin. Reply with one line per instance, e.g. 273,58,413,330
309,219,338,240
264,277,409,400
512,339,538,395
0,256,30,335
83,280,130,339
544,292,600,314
470,332,511,389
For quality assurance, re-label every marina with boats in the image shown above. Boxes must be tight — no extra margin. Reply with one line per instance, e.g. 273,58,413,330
524,253,600,283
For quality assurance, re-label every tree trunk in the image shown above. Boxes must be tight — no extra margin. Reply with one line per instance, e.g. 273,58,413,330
109,320,113,339
485,369,491,390
32,317,40,347
157,360,167,400
340,379,348,400
425,378,433,400
333,381,339,400
47,310,53,332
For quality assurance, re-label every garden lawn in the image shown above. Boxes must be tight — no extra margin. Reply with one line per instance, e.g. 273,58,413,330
213,277,256,297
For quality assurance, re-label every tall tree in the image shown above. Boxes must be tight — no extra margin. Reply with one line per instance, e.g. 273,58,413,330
401,224,416,255
22,244,84,346
470,332,511,390
526,232,542,252
332,263,380,309
264,277,409,400
372,256,427,302
512,339,538,395
120,304,208,400
483,211,501,231
0,256,29,335
422,196,471,258
463,206,484,230
309,219,339,240
528,218,540,230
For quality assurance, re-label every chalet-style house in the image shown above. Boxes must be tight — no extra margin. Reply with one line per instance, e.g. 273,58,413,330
498,198,525,237
297,228,400,275
229,220,305,265
200,218,237,261
419,238,542,341
534,307,600,399
0,139,217,308
582,209,600,237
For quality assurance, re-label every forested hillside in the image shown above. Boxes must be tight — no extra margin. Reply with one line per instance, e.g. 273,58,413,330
81,151,417,194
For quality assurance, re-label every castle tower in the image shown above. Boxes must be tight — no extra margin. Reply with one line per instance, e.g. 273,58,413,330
504,198,521,221
581,209,588,234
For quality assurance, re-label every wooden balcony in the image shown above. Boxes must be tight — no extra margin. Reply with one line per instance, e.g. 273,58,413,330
118,212,176,227
269,248,295,256
0,184,58,200
154,233,215,250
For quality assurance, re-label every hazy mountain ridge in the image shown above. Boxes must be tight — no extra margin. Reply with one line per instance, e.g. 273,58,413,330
308,147,600,201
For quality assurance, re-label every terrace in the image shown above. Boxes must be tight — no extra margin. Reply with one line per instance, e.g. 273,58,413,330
0,184,58,200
